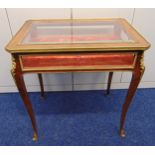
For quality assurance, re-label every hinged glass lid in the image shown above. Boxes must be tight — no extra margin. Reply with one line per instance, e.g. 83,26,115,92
22,21,134,44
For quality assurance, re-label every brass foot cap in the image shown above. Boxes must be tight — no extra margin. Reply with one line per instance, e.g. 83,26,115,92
32,133,38,141
120,129,126,138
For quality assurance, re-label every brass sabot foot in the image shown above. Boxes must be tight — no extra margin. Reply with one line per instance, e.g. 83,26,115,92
32,132,38,141
120,129,126,138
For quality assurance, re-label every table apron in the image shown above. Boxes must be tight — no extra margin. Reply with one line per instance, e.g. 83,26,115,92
18,52,137,73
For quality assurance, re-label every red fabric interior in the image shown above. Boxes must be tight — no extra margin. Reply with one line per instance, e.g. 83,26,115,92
21,53,135,69
30,34,119,43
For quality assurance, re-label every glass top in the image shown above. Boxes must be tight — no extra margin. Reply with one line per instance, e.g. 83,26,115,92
22,21,134,45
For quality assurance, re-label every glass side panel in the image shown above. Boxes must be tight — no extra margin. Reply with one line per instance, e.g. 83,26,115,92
21,21,134,44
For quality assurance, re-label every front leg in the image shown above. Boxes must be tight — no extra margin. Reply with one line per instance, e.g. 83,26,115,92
120,52,145,137
11,55,38,141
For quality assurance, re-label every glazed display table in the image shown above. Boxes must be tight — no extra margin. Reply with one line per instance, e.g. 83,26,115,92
5,18,150,141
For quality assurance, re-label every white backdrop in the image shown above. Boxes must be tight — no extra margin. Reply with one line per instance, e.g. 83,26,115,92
0,8,154,93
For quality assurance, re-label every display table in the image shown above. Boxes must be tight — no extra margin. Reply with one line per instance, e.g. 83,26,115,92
5,18,150,141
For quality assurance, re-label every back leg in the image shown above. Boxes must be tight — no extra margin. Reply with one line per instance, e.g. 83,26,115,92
106,72,113,95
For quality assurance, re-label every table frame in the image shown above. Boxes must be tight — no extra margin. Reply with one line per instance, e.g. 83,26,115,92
6,19,150,141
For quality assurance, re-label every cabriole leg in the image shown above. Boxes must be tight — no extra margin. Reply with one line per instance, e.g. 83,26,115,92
38,73,45,98
106,72,113,95
120,52,145,137
11,55,38,141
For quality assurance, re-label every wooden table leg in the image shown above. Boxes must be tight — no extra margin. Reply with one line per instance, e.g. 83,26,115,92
11,55,38,141
120,52,145,137
38,73,45,98
106,72,113,95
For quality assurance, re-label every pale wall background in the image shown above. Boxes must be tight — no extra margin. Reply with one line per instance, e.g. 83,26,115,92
0,8,155,93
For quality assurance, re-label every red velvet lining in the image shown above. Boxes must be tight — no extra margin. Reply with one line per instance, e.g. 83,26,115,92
30,34,119,43
21,54,135,69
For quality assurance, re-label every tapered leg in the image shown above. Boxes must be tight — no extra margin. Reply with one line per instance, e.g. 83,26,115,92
120,53,144,137
11,56,38,141
106,72,113,95
38,73,45,98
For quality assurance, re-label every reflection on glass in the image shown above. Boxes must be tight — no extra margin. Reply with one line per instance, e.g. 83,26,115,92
22,21,134,44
